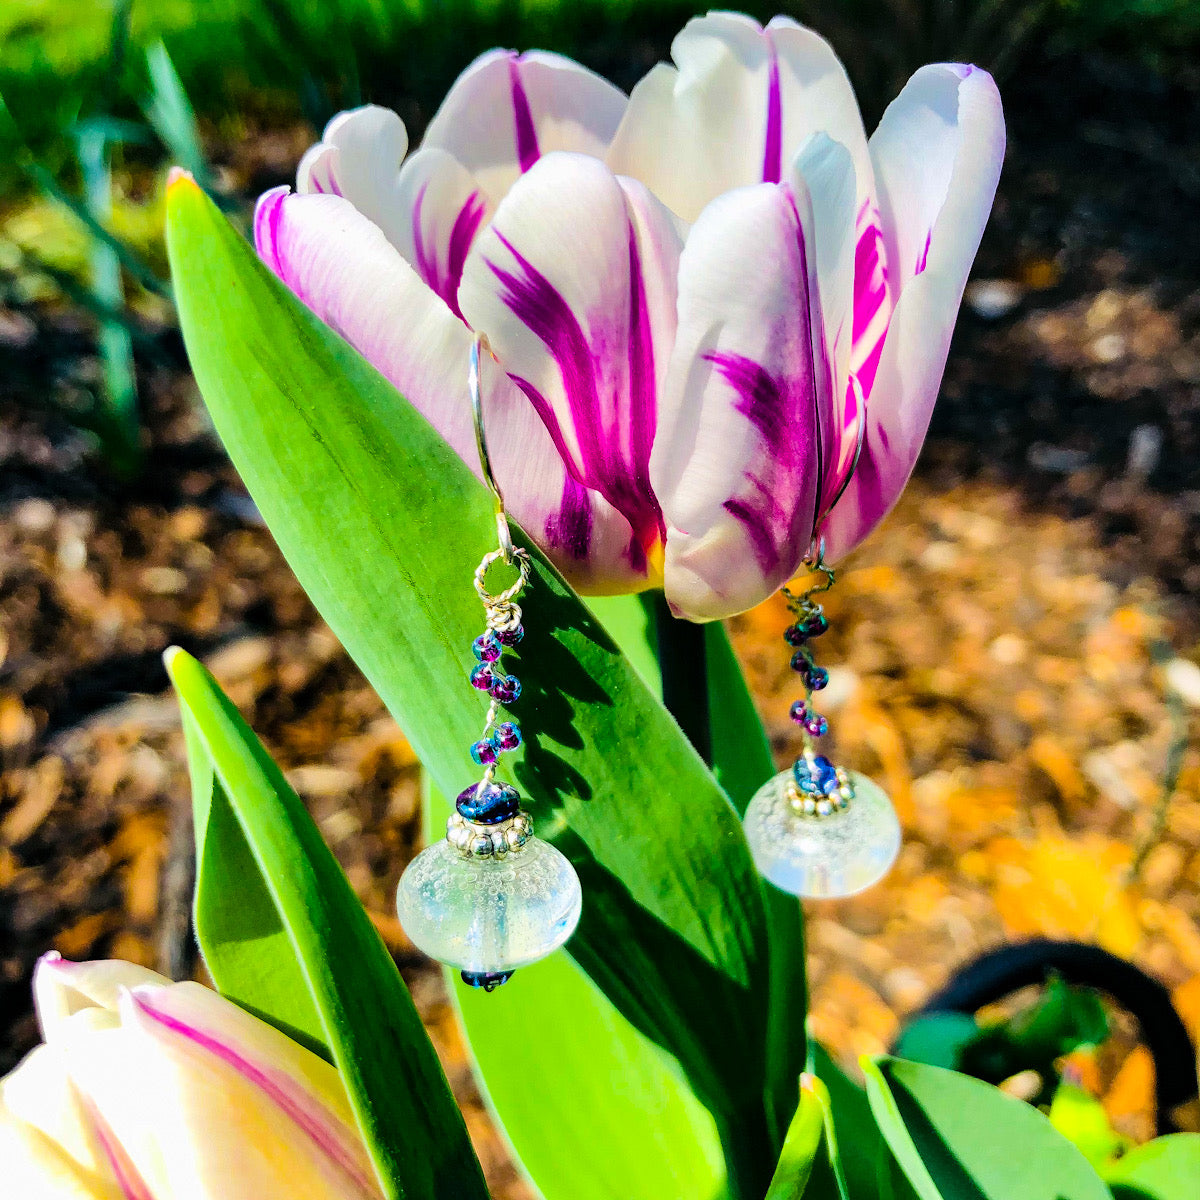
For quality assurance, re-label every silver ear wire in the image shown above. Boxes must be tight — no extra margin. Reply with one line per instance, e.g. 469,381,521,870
469,333,516,563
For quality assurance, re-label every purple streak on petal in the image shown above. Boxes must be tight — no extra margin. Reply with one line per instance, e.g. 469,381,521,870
784,187,834,528
445,191,487,310
914,228,932,276
508,54,540,173
707,354,798,573
411,185,486,320
544,474,593,559
624,220,661,550
850,200,891,406
411,184,439,298
84,1100,157,1200
486,229,664,572
253,187,288,275
762,46,782,184
131,993,378,1199
706,185,836,568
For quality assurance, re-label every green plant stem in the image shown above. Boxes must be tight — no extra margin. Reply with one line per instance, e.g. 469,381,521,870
654,593,713,765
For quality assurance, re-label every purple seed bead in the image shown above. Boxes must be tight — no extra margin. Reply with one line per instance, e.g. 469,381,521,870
469,664,495,691
784,624,806,647
496,625,524,647
801,611,829,638
790,649,810,673
807,666,829,691
472,631,502,663
789,699,808,724
490,674,522,705
493,721,522,751
804,714,829,737
470,739,498,766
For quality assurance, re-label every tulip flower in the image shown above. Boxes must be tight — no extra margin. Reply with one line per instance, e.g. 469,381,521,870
254,12,1004,618
0,954,382,1199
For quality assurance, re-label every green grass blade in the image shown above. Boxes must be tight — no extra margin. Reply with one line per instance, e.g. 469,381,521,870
167,648,488,1200
143,40,212,189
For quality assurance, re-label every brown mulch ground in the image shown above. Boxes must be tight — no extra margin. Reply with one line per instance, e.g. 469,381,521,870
2,45,1199,1196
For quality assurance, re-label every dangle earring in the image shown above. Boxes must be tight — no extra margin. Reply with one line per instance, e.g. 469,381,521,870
395,336,582,991
742,548,901,899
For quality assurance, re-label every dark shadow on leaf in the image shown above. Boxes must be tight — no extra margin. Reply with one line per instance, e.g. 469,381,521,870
890,1076,990,1200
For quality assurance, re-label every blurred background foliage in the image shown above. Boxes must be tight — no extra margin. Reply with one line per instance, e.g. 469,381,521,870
1,0,1196,470
3,0,1198,183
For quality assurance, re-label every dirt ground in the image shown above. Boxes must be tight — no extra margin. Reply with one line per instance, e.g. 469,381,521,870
2,45,1199,1196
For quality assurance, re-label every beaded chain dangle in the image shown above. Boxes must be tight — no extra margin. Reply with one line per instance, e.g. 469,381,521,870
742,548,901,899
395,337,582,992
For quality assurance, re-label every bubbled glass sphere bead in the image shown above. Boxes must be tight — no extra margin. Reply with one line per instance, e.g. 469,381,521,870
396,837,582,974
743,768,901,898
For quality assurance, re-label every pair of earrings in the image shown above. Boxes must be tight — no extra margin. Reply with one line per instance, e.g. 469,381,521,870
396,341,900,993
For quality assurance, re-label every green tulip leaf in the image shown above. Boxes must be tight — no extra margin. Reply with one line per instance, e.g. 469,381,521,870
1105,1134,1200,1200
423,774,725,1200
165,177,773,1190
587,593,809,1142
810,1044,884,1200
168,648,487,1200
765,1079,826,1200
862,1056,1112,1200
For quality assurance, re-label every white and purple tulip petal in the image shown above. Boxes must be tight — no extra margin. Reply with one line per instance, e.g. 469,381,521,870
869,64,1003,294
652,179,834,620
421,49,627,206
821,64,1005,560
296,106,412,253
391,148,491,319
2,1036,143,1199
459,152,684,581
33,952,169,1044
606,14,875,224
48,980,380,1200
254,187,638,590
123,985,380,1198
789,132,860,508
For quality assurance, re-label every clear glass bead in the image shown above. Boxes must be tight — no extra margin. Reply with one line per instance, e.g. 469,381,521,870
743,767,900,898
396,836,581,973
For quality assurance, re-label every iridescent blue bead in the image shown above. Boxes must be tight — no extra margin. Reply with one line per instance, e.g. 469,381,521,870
493,721,522,751
461,969,514,991
456,781,520,824
807,666,829,691
804,714,829,737
497,625,524,647
470,739,498,766
472,631,502,663
789,699,808,724
469,664,495,691
801,612,829,638
790,650,812,673
793,760,822,794
491,674,522,704
784,624,806,647
811,754,840,795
